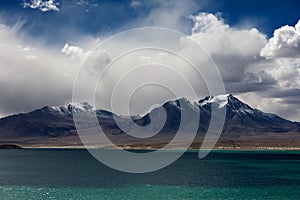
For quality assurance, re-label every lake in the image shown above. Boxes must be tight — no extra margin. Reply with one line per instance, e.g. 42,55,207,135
0,149,299,199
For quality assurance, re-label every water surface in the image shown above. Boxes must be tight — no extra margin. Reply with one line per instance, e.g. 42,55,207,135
0,149,299,199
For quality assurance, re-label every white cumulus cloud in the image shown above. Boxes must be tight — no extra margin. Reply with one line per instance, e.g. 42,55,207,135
190,13,267,57
189,13,300,121
22,0,59,12
268,59,300,89
61,43,90,60
260,20,300,59
189,13,267,83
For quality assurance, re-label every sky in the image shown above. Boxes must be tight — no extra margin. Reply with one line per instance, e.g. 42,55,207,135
0,0,299,121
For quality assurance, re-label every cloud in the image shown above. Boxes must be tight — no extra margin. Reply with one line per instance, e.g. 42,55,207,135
25,54,37,59
189,13,267,86
256,58,300,120
268,59,300,89
22,0,59,12
0,22,77,116
130,0,143,9
190,13,267,58
83,48,111,76
130,0,199,31
71,13,273,116
260,20,300,59
188,13,300,121
251,60,299,121
61,43,90,60
251,20,300,121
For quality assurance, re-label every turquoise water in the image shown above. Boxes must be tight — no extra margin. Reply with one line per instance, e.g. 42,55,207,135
0,149,299,199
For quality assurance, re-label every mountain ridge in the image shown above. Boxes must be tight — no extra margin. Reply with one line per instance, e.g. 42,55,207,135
0,94,299,147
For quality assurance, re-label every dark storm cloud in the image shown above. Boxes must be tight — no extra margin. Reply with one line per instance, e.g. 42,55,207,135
267,89,300,99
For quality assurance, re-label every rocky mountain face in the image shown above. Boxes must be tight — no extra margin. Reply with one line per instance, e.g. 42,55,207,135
0,94,299,146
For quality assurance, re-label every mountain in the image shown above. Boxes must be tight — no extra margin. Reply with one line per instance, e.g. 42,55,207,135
198,94,300,139
133,94,300,140
0,102,121,145
0,95,299,148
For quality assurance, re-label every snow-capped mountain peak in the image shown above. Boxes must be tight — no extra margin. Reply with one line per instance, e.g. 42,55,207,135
48,102,96,115
197,93,259,115
198,94,230,108
197,94,286,119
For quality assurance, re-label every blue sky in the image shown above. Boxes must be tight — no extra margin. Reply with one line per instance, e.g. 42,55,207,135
0,0,299,121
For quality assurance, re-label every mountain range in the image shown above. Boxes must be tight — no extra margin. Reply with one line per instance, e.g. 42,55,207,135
0,94,299,148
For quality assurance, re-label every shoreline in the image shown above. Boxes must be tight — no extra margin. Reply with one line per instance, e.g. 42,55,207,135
10,145,300,151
